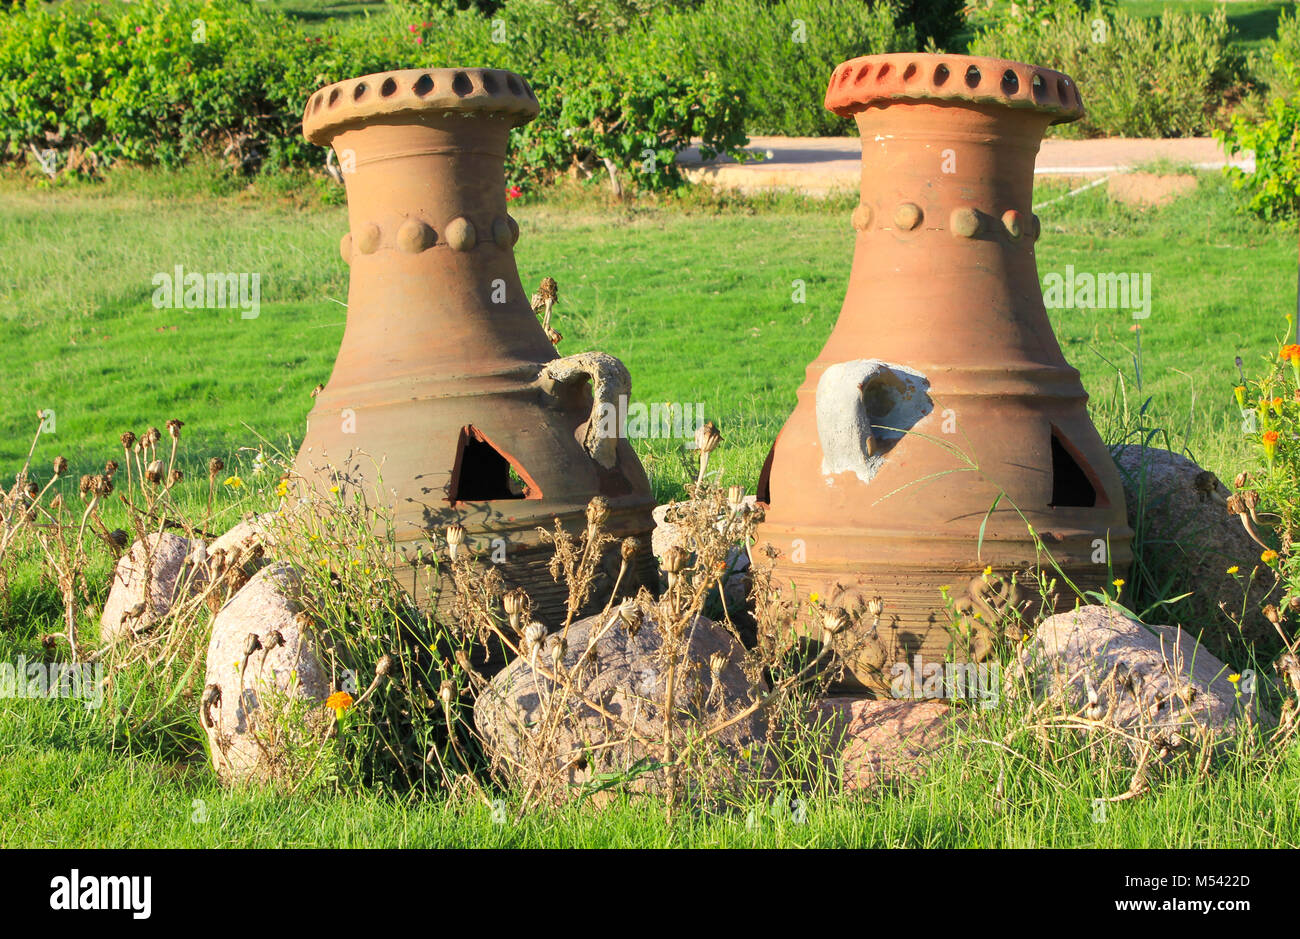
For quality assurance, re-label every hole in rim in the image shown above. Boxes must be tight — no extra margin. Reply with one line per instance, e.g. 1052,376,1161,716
481,72,499,93
933,63,949,86
965,65,981,88
903,63,917,81
327,88,340,107
877,63,891,79
413,73,434,96
1001,69,1019,93
451,71,473,96
853,64,870,83
1031,72,1047,99
506,74,522,95
380,77,397,97
1057,77,1070,102
352,82,368,101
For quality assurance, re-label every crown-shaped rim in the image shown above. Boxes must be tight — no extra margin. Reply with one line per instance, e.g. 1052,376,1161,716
825,53,1084,125
303,67,540,145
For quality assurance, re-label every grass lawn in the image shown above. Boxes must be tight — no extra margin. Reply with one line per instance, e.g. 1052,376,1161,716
1,163,1297,847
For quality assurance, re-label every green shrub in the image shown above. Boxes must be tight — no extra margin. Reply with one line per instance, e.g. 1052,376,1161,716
0,0,748,191
969,3,1241,138
892,0,965,49
610,0,915,137
1218,8,1300,220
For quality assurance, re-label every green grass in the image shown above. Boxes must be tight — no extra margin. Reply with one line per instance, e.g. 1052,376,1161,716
2,163,1298,847
0,164,1289,496
4,673,1298,847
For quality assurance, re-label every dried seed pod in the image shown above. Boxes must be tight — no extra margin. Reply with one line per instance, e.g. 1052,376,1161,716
166,418,184,440
375,653,394,677
709,651,726,677
438,679,456,709
90,474,113,497
78,474,93,496
186,543,208,567
243,633,262,657
52,456,68,477
144,460,164,485
726,485,745,510
108,529,128,550
263,628,285,651
867,596,884,618
104,459,119,478
586,495,610,530
169,469,183,486
823,607,851,636
694,420,722,454
549,635,567,672
50,493,64,511
620,537,639,563
445,523,466,561
208,457,224,479
502,587,529,631
1264,604,1282,625
524,621,547,651
120,431,137,451
1225,493,1246,516
617,599,641,636
661,545,689,575
143,427,162,449
1234,471,1250,490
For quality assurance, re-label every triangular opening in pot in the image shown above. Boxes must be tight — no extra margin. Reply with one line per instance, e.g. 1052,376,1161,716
1048,427,1101,508
448,426,542,503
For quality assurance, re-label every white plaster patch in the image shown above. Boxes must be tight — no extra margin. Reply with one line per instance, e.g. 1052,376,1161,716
816,359,932,484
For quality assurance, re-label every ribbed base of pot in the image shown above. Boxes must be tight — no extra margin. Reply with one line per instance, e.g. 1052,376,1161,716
757,546,1121,695
396,540,660,623
387,501,659,626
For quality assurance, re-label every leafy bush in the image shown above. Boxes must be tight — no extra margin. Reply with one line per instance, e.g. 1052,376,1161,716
1219,96,1300,220
0,0,748,190
969,2,1241,138
610,0,915,137
892,0,965,48
1217,8,1300,220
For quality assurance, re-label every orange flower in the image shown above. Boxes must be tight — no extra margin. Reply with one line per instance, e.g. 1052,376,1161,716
1262,549,1280,566
1263,430,1280,459
326,690,353,714
1280,344,1300,364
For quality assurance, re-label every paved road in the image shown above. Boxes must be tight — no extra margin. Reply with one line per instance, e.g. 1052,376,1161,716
679,135,1255,195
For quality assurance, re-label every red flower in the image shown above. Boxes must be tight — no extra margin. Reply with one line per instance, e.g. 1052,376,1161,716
506,185,523,200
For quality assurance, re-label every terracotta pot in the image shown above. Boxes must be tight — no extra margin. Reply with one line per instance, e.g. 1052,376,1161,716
754,54,1132,690
296,68,657,621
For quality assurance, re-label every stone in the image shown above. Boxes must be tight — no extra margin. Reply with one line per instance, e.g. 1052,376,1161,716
209,512,278,567
651,499,755,615
1013,605,1267,743
201,562,332,784
100,532,204,645
1113,446,1275,652
814,697,962,793
474,607,767,804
